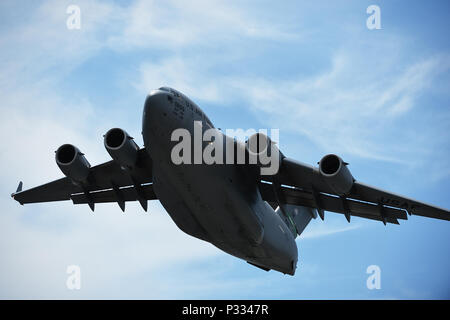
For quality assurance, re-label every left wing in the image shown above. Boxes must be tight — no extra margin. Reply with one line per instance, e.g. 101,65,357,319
11,148,154,211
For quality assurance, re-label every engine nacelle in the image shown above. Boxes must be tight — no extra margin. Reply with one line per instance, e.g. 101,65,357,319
104,128,139,169
55,144,91,182
318,154,354,196
246,132,284,175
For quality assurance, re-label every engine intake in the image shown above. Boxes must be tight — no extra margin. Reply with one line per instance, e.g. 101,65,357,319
104,128,139,169
318,154,354,196
55,144,91,182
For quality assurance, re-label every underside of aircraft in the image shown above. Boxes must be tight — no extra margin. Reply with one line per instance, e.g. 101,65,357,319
11,87,450,275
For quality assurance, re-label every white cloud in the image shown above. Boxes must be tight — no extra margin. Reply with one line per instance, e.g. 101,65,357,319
0,0,123,90
236,54,450,161
136,47,450,171
0,74,227,298
300,219,362,239
109,0,298,50
0,1,221,298
136,57,223,102
1,0,448,299
0,0,308,298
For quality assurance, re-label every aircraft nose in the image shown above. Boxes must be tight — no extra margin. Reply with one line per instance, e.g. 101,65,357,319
143,89,170,118
142,89,174,147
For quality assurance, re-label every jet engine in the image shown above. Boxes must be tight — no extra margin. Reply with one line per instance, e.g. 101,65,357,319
104,128,139,169
246,132,284,175
55,144,91,182
318,154,354,196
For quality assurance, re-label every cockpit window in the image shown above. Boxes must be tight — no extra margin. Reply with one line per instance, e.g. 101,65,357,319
159,87,181,97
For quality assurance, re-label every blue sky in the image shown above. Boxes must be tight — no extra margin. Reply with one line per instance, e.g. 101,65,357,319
0,0,449,299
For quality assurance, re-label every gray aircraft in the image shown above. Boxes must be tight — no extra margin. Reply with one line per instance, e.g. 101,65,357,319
11,87,450,275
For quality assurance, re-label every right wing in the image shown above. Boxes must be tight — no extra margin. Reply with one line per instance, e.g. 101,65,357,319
12,148,155,211
261,157,449,225
259,181,407,225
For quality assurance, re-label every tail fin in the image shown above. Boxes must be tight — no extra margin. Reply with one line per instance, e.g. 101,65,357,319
275,204,317,238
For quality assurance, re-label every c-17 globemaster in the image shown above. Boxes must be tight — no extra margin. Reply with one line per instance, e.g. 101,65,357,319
11,87,450,275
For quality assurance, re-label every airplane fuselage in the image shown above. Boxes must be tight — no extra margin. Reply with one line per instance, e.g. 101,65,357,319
142,88,298,275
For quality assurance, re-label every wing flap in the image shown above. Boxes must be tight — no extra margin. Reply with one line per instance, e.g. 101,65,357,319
259,182,406,225
71,184,157,204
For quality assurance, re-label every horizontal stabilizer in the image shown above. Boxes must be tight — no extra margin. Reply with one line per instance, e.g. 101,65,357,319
275,204,316,237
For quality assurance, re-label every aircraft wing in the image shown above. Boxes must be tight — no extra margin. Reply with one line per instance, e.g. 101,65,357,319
11,148,154,211
260,157,450,224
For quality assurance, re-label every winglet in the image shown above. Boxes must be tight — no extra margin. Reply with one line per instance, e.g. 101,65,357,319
11,181,24,205
16,181,23,193
11,181,23,197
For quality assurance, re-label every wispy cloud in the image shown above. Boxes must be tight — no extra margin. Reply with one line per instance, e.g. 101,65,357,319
1,0,448,299
110,0,299,50
137,46,450,173
300,219,362,239
235,54,450,162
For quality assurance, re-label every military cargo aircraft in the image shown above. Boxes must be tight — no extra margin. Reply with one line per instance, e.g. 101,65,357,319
11,87,450,275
